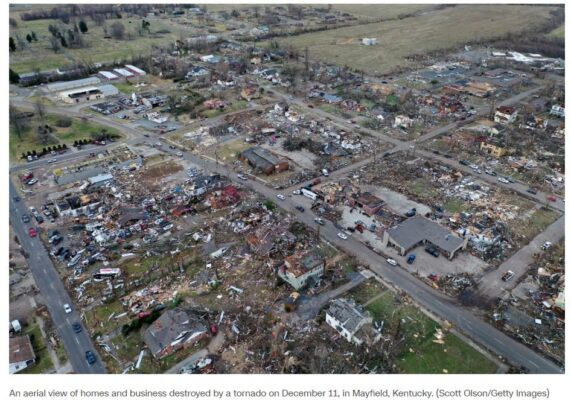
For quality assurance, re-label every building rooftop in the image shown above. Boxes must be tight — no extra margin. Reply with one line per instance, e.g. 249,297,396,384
9,335,35,365
388,215,464,253
327,298,371,334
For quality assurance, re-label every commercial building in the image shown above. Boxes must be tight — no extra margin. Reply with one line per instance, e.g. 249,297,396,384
58,86,103,104
240,147,289,175
383,215,467,260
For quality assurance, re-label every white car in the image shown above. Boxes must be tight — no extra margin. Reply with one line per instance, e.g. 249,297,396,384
386,258,398,266
276,194,285,200
63,304,72,314
26,178,38,185
314,217,325,225
337,232,348,240
176,152,183,157
48,158,57,163
498,177,510,184
292,190,301,195
237,174,248,180
542,241,553,250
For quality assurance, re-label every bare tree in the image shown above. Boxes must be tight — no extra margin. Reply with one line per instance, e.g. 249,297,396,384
49,36,61,53
34,101,46,124
110,21,125,39
9,103,27,140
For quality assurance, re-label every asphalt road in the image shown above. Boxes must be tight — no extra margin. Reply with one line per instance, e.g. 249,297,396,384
477,215,565,299
9,180,106,374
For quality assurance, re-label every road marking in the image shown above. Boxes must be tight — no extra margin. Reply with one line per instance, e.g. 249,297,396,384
75,337,80,345
493,338,504,345
529,361,539,368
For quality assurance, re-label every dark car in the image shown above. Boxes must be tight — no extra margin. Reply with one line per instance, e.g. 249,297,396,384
13,196,20,202
51,236,63,246
72,322,82,333
425,246,440,258
459,160,470,166
295,205,305,212
407,254,416,264
85,351,96,365
526,188,538,195
21,214,30,223
35,214,44,224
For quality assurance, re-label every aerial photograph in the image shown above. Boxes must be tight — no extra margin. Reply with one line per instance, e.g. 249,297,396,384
8,3,564,375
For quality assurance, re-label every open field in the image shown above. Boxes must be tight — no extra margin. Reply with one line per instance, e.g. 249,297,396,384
547,23,564,38
9,113,121,163
9,12,186,73
328,4,439,19
279,5,557,75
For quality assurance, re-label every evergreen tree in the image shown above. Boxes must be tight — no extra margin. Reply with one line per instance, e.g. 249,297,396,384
9,37,16,52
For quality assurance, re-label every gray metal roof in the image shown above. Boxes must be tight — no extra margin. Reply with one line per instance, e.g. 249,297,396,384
387,215,464,253
327,298,370,334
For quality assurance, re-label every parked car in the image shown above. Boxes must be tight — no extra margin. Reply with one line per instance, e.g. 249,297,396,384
546,196,557,202
276,194,285,200
314,217,325,225
85,351,96,365
72,322,82,333
35,214,44,224
425,246,440,257
210,324,218,336
295,205,305,212
292,189,301,195
28,227,37,238
21,214,30,223
459,160,470,166
501,271,515,282
27,178,38,185
13,195,20,202
407,254,416,264
526,188,538,195
337,232,348,240
63,304,72,314
497,177,510,184
176,152,183,157
542,241,553,250
386,258,398,266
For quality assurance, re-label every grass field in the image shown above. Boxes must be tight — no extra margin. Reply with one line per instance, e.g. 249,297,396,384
348,280,498,373
328,4,438,19
10,113,121,163
547,23,564,38
279,5,557,75
9,12,186,73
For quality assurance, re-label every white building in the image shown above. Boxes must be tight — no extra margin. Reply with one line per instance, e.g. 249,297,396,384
494,106,518,124
393,115,413,129
325,298,381,346
277,250,325,290
550,105,565,118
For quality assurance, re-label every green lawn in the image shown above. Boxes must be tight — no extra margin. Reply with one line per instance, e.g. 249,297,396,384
19,321,54,374
547,23,564,38
202,100,248,118
348,281,498,374
444,199,466,214
10,113,122,163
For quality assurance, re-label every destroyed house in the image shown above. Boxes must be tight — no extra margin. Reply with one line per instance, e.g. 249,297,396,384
494,106,518,124
56,194,101,217
9,336,36,374
278,250,325,290
207,185,242,209
240,147,289,175
143,309,208,359
348,193,384,216
247,224,296,257
326,298,379,346
383,216,466,260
